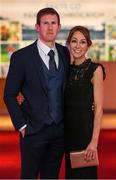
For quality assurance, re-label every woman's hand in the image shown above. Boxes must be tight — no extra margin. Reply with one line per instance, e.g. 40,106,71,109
84,141,97,161
17,92,24,105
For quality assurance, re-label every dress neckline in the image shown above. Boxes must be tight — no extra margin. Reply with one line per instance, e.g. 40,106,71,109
72,59,91,69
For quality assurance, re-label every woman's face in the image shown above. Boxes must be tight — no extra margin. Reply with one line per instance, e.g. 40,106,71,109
69,31,89,61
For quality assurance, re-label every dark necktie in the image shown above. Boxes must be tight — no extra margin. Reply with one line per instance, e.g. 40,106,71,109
48,50,57,72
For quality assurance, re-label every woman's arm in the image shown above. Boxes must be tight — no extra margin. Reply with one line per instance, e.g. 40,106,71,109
91,65,104,147
84,65,104,161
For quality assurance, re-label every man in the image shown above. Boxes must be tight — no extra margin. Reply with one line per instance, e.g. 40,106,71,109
4,7,69,179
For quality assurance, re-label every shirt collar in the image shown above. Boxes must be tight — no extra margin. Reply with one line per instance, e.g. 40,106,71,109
37,38,56,55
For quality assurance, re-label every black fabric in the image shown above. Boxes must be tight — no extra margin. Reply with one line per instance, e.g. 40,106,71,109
20,122,64,179
64,59,106,179
4,41,70,135
48,50,57,72
4,40,70,179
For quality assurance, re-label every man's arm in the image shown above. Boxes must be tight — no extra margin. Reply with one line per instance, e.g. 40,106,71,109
4,52,26,131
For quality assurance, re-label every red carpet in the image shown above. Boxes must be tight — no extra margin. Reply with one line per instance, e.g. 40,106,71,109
98,129,116,179
0,130,116,179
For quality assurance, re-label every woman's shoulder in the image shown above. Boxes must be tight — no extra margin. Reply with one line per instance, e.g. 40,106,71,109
89,59,106,80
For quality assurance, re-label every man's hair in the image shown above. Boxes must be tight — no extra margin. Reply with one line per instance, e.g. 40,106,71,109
36,7,60,25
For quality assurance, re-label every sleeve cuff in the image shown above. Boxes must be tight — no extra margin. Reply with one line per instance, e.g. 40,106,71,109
19,124,27,132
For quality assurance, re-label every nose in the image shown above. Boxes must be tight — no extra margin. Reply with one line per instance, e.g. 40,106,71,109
48,24,53,30
75,42,80,48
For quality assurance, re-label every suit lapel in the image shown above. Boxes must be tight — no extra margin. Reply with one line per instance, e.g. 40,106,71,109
31,41,48,95
31,41,68,95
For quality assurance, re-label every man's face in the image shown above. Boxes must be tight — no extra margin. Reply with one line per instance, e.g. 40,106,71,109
35,14,61,44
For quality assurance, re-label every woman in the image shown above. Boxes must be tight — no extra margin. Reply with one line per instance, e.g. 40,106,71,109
64,26,105,179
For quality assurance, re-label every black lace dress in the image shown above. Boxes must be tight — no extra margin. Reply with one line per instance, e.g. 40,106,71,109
64,59,105,179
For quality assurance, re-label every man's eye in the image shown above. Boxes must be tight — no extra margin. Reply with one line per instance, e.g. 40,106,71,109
52,22,57,24
43,22,48,24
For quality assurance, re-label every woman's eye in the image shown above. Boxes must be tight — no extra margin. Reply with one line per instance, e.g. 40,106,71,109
80,41,87,44
71,40,77,43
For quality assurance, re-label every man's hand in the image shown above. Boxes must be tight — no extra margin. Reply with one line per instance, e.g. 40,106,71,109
21,128,25,138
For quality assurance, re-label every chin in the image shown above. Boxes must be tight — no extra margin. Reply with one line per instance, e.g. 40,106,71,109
47,38,55,42
73,55,80,59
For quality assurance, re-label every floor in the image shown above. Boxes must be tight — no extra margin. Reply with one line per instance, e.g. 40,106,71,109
0,113,116,179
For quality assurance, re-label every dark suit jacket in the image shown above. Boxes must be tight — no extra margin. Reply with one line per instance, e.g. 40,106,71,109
4,40,70,135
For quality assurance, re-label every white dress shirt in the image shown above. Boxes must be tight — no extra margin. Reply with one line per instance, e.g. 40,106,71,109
37,38,59,69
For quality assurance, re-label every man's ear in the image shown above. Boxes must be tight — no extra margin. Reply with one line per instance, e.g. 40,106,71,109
58,24,61,32
35,24,40,32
